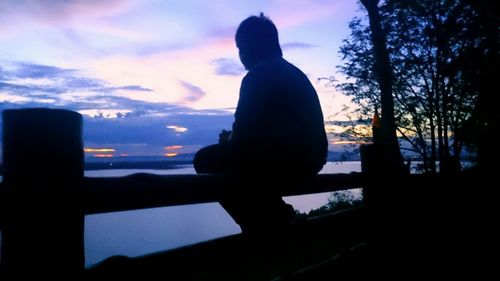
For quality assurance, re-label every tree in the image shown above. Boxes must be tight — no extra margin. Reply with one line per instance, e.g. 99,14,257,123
338,0,491,173
458,0,499,173
359,0,404,173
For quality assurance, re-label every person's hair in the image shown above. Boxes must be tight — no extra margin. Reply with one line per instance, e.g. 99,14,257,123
235,13,283,61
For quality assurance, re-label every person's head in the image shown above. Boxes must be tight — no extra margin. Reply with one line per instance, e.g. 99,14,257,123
235,13,282,70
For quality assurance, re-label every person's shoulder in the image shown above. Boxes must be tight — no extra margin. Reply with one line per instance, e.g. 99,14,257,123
246,57,307,84
250,56,284,72
243,59,275,82
248,57,290,79
281,58,307,75
274,59,311,86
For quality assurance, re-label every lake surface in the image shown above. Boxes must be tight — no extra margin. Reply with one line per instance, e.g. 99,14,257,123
0,161,362,267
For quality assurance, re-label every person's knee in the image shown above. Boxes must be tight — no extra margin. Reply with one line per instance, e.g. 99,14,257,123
193,144,231,173
193,147,208,173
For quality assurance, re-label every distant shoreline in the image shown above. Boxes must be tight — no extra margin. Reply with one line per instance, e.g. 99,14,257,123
84,160,193,171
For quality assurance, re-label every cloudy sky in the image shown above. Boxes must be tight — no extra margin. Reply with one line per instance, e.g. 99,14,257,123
0,0,363,158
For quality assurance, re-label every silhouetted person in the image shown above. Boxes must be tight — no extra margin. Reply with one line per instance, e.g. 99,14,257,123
194,13,328,234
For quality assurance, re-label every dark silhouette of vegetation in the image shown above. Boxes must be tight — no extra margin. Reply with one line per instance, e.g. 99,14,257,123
337,0,497,174
359,0,405,173
296,190,363,219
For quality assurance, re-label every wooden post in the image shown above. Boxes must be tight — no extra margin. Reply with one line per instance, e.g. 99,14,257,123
359,144,388,218
360,141,410,246
1,108,84,279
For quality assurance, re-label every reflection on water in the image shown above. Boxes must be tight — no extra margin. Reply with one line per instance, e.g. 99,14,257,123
85,203,240,267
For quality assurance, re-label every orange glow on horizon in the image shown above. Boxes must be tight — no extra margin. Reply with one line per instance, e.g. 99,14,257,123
165,153,178,157
166,125,188,133
85,148,116,153
164,145,183,150
93,154,114,158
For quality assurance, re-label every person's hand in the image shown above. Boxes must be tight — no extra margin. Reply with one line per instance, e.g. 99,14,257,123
218,130,232,144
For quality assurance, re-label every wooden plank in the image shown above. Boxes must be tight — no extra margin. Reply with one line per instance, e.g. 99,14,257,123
81,173,366,215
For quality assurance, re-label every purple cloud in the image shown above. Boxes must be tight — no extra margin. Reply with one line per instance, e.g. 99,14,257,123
0,62,151,101
179,80,206,103
0,0,131,24
6,62,75,79
211,58,245,76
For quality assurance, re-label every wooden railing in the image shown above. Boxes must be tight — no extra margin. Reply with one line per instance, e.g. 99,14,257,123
0,108,369,279
81,172,365,215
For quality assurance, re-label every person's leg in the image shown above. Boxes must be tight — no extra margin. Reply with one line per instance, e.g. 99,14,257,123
194,145,297,233
220,195,295,234
194,144,265,231
219,173,296,234
193,143,233,174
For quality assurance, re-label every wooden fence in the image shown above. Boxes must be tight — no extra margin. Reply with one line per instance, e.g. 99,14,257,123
0,108,374,279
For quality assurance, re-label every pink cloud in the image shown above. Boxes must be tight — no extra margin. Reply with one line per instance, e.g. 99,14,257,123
0,0,133,25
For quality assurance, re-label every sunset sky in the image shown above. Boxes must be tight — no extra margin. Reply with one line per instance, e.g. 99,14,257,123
0,0,363,157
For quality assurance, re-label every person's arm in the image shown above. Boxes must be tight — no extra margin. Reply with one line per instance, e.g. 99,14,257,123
218,129,232,144
231,72,266,144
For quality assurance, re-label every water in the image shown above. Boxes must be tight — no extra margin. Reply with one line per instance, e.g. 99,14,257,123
83,161,361,267
0,161,362,267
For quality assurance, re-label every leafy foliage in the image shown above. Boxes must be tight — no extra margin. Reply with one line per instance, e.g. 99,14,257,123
337,0,492,173
296,190,363,218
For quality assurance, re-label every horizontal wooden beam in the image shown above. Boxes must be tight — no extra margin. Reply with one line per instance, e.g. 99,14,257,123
81,172,366,215
3,171,450,218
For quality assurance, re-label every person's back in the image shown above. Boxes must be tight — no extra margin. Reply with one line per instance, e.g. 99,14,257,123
231,55,327,175
194,13,328,233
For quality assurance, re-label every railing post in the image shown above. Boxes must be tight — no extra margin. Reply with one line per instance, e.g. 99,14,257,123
360,142,409,242
360,144,387,220
1,108,84,279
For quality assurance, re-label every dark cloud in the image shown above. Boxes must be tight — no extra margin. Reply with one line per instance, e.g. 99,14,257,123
211,58,245,76
0,61,234,156
62,76,106,90
0,81,37,93
0,94,234,156
0,62,220,117
112,85,152,92
0,62,152,101
81,104,233,155
179,80,206,103
281,42,318,50
9,62,75,79
83,112,232,147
